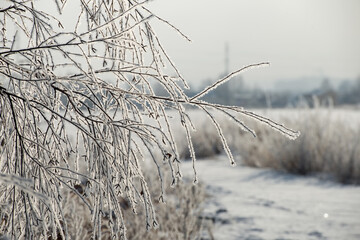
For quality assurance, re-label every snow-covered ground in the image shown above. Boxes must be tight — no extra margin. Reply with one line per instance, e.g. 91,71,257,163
181,157,360,240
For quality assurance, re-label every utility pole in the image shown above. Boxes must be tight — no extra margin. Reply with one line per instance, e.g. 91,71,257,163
225,42,229,75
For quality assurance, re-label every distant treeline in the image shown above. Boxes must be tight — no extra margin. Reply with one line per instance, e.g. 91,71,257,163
156,76,360,108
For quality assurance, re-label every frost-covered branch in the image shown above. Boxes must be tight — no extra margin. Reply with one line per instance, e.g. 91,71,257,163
0,1,299,239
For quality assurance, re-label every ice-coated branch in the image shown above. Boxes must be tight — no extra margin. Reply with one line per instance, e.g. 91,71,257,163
190,62,270,101
0,0,298,239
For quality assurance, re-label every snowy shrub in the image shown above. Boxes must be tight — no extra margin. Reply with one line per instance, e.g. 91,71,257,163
241,110,360,184
0,0,299,239
182,109,360,184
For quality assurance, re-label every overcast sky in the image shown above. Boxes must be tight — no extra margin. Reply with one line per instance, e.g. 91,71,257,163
146,0,360,89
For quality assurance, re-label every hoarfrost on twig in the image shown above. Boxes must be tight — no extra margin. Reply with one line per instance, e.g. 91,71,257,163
0,1,298,239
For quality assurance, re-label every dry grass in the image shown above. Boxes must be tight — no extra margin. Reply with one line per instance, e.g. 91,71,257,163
178,109,360,184
53,165,211,240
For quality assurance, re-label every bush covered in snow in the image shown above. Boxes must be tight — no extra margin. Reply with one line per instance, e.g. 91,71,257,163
178,109,360,184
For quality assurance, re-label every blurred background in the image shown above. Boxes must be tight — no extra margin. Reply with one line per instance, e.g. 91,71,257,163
144,0,360,186
147,0,360,108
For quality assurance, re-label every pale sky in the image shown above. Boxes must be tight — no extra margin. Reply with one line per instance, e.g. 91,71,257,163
146,0,360,89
